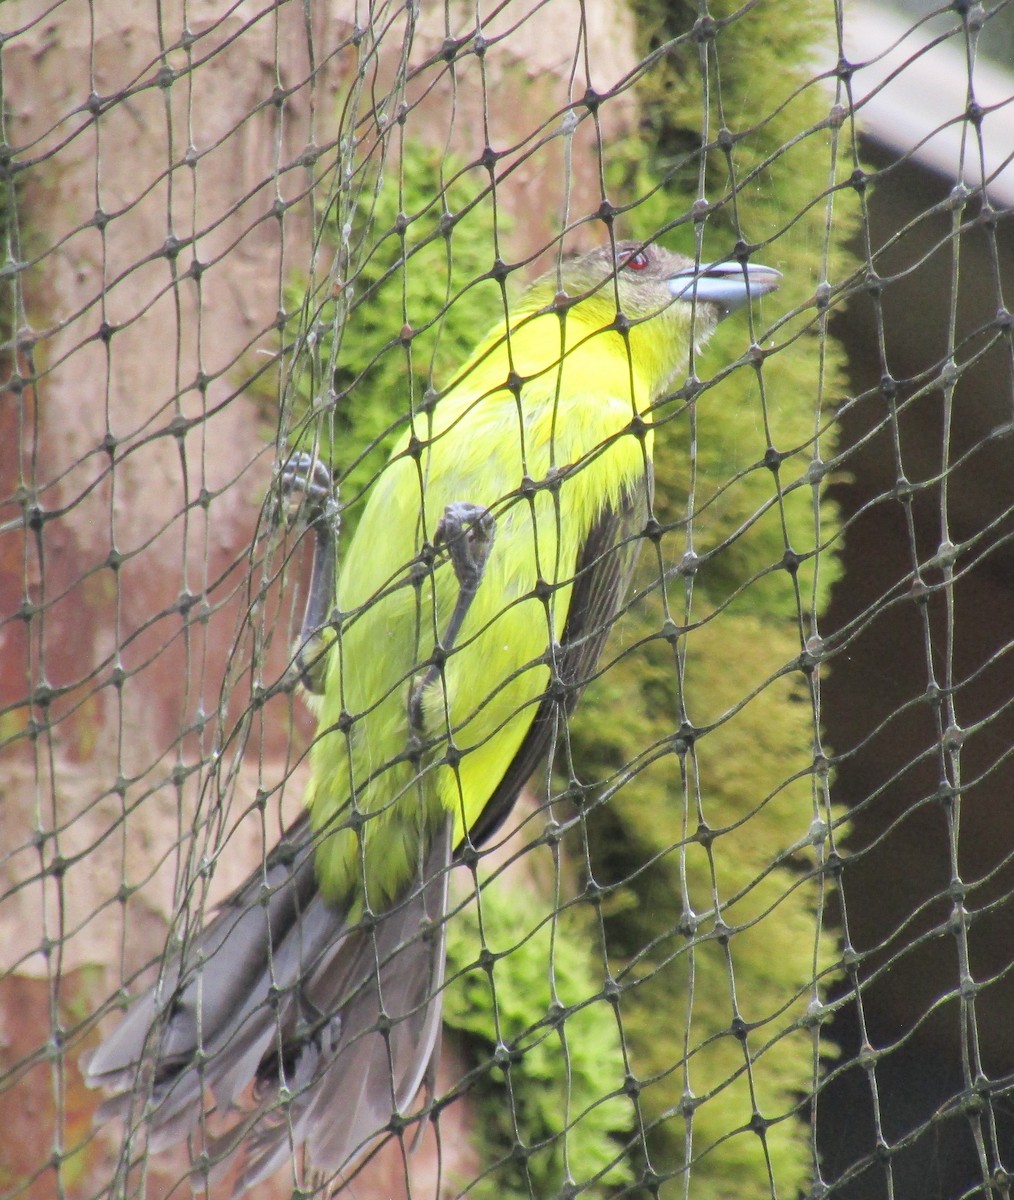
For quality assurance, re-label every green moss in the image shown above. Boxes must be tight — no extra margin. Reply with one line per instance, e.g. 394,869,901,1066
444,864,635,1200
283,144,506,541
559,1,858,1196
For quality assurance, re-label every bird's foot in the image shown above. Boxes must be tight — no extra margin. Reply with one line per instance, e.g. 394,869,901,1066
274,451,340,695
435,503,495,597
274,450,337,532
408,502,496,737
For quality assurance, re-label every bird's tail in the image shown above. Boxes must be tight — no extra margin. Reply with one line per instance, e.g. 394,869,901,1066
85,811,453,1194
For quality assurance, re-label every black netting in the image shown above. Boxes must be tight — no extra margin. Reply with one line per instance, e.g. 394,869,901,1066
2,2,1013,1199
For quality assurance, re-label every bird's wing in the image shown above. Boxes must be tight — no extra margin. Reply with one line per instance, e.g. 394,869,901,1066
465,464,653,850
86,809,453,1192
85,811,322,1121
235,815,453,1192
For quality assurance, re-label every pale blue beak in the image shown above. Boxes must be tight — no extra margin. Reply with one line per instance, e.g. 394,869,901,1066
669,261,782,317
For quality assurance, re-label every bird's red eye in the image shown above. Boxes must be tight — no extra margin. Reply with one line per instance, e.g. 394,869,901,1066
621,249,650,271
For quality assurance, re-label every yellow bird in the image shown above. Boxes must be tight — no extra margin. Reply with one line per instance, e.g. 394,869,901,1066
86,241,780,1192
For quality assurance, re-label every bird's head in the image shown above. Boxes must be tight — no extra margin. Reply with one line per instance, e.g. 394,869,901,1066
517,240,781,398
559,240,781,329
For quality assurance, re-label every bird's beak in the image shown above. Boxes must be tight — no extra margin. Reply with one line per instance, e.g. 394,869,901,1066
668,261,782,319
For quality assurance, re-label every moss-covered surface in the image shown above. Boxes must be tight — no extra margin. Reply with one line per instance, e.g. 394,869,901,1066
282,144,506,544
443,860,636,1200
560,1,858,1196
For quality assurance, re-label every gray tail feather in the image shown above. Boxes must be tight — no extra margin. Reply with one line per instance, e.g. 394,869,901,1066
85,812,454,1194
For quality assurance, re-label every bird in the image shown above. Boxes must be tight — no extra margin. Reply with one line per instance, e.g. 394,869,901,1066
85,240,781,1193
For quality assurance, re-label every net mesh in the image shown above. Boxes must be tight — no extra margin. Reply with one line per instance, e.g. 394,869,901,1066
1,1,1012,1198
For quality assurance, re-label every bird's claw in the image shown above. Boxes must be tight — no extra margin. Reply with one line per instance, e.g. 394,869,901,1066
408,503,496,738
435,503,495,595
274,452,340,696
273,450,337,532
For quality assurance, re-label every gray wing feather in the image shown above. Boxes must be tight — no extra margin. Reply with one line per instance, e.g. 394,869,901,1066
236,819,452,1192
87,817,320,1132
86,812,453,1192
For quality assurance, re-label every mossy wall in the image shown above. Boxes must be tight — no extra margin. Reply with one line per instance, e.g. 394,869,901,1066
564,0,858,1194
